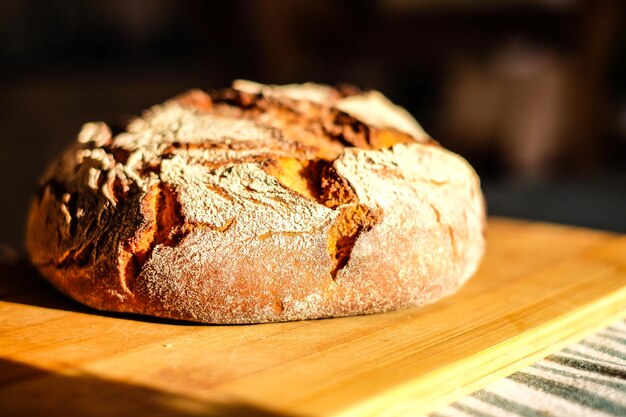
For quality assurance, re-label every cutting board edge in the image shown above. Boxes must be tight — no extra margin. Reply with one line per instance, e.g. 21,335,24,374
334,286,626,417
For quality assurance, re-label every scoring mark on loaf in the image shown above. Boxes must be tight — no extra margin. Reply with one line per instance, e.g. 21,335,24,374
259,154,386,280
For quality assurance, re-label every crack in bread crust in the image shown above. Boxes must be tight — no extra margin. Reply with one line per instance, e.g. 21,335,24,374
326,204,381,280
26,81,486,323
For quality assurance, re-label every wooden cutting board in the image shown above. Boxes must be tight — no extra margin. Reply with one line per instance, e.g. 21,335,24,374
1,218,625,417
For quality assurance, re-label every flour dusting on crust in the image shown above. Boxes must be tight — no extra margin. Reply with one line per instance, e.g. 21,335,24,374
27,81,486,323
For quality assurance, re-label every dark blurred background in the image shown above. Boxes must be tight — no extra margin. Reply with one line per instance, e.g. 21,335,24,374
1,0,625,250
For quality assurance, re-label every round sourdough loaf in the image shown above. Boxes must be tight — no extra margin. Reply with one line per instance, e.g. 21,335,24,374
26,80,486,323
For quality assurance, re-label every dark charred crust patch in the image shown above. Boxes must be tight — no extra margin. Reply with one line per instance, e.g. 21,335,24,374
110,175,131,204
41,179,69,201
326,111,372,149
103,146,132,166
209,87,259,109
55,240,95,270
74,242,94,268
66,192,79,237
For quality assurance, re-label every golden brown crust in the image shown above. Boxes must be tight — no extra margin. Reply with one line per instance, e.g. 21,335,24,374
26,81,486,323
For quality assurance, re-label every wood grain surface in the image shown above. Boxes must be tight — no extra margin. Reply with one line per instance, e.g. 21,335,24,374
1,218,625,417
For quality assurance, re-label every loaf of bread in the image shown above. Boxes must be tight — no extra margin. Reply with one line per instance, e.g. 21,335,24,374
26,80,486,324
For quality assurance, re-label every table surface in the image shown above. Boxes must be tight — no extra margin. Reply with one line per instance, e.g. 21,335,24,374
1,217,625,417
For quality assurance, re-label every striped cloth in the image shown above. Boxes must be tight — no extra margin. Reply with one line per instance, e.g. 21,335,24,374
430,320,626,417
